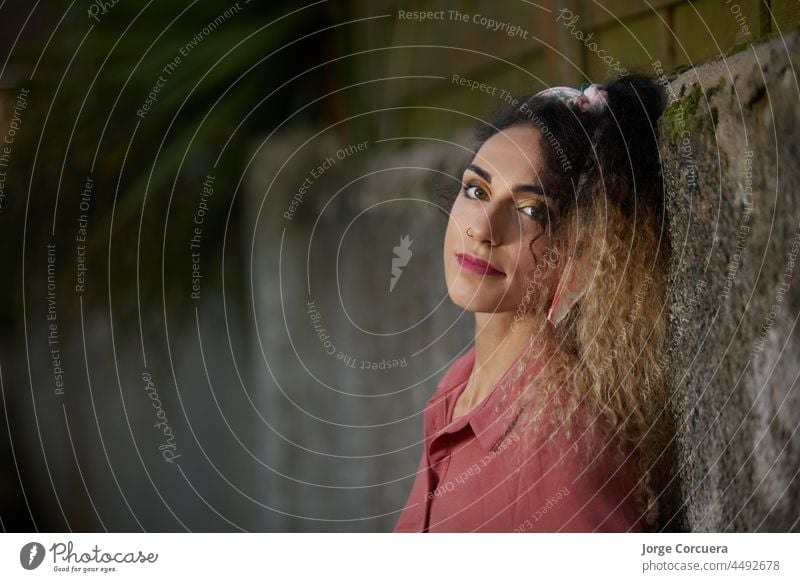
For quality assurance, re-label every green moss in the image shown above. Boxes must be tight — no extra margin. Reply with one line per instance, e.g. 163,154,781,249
724,39,755,57
660,78,726,144
661,84,701,143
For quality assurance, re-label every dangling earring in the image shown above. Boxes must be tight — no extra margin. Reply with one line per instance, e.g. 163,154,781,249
547,259,590,326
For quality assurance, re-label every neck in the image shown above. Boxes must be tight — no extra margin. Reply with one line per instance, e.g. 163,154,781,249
468,311,552,399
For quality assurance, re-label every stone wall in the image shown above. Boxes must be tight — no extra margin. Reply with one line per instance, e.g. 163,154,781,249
245,129,474,531
661,28,800,532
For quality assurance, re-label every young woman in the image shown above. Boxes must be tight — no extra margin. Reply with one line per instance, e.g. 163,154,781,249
394,73,673,533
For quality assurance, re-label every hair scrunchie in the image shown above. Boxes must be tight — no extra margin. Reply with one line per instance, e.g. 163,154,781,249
526,81,609,115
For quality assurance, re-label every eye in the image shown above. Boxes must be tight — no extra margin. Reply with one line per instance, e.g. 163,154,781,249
461,182,487,200
519,202,550,223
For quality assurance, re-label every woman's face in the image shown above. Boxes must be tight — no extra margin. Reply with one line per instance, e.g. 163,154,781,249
444,125,563,317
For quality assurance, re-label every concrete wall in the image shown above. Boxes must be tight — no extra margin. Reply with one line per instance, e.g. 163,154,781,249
245,130,474,531
661,28,800,532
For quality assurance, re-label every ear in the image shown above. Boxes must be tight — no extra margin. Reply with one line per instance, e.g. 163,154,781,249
547,219,592,326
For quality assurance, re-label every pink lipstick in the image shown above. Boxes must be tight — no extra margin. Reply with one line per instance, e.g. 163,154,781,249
456,253,505,277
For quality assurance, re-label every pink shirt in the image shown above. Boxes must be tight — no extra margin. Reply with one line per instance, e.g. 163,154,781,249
393,346,646,532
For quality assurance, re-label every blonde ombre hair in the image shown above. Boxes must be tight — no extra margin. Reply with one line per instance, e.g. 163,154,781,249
468,73,674,530
508,195,671,530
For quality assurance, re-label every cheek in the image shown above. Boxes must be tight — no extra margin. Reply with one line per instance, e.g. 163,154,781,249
443,211,466,281
444,200,470,247
511,231,549,273
444,216,460,256
510,247,538,279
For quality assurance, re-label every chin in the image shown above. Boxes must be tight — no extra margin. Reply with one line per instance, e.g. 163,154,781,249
447,286,509,313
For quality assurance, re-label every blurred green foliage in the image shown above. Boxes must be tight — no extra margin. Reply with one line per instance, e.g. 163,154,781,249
0,0,352,333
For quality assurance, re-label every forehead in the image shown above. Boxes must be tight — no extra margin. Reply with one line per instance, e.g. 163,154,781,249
470,125,546,183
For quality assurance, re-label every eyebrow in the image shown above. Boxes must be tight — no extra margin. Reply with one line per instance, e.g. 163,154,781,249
466,163,554,200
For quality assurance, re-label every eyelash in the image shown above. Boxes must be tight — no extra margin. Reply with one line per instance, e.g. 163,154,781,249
461,182,550,223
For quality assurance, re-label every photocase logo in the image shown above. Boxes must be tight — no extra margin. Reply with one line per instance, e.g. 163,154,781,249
389,234,413,292
20,542,45,570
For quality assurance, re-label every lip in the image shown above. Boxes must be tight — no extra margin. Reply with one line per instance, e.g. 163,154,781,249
456,252,505,277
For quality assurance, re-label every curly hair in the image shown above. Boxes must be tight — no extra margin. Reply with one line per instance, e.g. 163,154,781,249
445,73,674,530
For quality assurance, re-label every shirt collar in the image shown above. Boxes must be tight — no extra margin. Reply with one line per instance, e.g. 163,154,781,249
428,344,547,452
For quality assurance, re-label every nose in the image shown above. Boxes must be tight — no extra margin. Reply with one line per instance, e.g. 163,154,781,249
467,202,508,246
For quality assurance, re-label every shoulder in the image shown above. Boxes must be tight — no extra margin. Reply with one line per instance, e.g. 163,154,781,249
512,405,646,531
